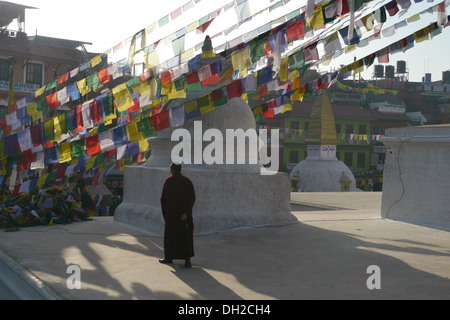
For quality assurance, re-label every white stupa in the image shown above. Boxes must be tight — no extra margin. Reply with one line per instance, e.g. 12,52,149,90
114,37,296,235
290,92,358,192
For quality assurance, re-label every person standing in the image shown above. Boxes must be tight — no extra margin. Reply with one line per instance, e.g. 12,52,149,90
159,163,196,268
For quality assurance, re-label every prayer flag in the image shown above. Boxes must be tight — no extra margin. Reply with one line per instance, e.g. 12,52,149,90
286,20,305,42
58,143,72,163
112,83,134,112
71,139,86,158
226,79,243,100
86,135,101,156
231,47,252,71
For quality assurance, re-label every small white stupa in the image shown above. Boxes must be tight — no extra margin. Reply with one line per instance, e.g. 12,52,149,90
290,92,358,192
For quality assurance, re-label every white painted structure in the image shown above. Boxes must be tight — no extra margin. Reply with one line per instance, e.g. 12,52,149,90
114,96,296,236
381,125,450,230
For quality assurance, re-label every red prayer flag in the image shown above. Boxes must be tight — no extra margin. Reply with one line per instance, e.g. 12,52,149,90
57,73,69,85
286,20,305,42
384,1,399,16
160,71,172,87
197,18,215,34
257,84,268,98
86,135,101,156
73,104,84,133
226,79,243,100
201,73,220,86
46,92,60,111
155,110,170,131
186,71,200,85
30,124,43,145
263,108,274,119
89,100,102,125
97,68,111,84
55,165,67,180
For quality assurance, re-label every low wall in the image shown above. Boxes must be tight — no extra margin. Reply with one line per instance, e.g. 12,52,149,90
381,125,450,231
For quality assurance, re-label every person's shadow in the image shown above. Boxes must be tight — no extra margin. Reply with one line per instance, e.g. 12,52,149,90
171,265,243,300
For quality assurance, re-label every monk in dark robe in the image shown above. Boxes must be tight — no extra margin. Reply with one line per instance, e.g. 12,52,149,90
159,163,196,268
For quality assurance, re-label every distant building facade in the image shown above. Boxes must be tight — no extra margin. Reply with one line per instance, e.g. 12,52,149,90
0,2,95,111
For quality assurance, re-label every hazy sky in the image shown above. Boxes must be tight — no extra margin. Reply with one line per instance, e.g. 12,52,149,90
11,0,450,82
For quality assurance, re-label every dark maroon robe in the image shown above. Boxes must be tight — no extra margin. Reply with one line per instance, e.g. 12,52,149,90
160,172,196,260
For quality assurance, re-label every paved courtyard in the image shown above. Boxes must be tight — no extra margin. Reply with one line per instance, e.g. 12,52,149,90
0,192,449,300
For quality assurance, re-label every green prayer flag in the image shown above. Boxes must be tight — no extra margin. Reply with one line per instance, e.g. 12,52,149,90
71,139,86,158
87,73,101,92
45,80,57,91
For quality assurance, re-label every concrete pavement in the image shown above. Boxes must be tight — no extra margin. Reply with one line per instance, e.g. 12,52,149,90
0,192,449,300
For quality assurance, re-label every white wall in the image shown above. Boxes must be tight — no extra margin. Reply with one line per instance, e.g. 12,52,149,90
381,125,450,231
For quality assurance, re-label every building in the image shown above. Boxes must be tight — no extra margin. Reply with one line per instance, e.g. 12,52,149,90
0,1,96,112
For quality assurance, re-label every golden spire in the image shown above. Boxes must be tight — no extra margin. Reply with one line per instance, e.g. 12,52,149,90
305,92,338,146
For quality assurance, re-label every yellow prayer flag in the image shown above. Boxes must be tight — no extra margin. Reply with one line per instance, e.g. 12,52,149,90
77,78,91,96
168,83,187,100
181,48,195,63
86,156,96,171
139,139,149,153
126,122,140,143
58,143,72,163
279,57,289,82
145,51,160,70
146,22,157,35
231,47,252,70
57,113,66,135
37,173,48,187
288,70,300,83
291,86,305,103
353,62,365,75
283,104,292,113
407,14,420,23
310,7,324,29
239,68,248,77
184,100,198,114
414,28,430,43
119,159,125,171
241,92,248,103
133,82,151,96
361,14,374,31
345,44,356,54
187,20,200,32
35,86,45,98
321,53,333,66
161,83,172,96
112,83,134,112
149,77,158,99
90,54,102,68
26,102,41,121
104,108,117,122
43,119,54,142
53,116,62,142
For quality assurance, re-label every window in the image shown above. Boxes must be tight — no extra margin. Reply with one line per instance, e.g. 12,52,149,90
290,121,299,130
358,125,367,134
25,62,43,86
0,59,11,81
305,122,309,131
335,123,341,134
357,153,366,169
344,152,353,167
289,150,299,163
345,124,354,134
